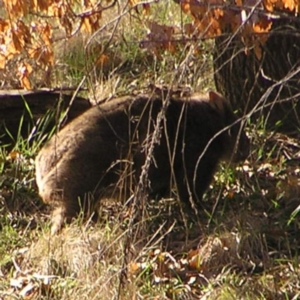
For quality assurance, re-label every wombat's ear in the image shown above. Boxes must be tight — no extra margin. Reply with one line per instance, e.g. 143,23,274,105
208,91,227,112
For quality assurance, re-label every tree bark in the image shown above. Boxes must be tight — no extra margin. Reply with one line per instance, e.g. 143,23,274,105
213,18,300,132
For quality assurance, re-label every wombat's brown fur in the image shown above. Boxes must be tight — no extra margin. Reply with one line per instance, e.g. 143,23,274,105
35,90,250,234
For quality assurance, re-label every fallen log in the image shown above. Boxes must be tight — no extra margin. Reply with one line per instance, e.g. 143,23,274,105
0,89,91,146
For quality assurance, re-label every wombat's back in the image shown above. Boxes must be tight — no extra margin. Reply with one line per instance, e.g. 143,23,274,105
35,89,249,234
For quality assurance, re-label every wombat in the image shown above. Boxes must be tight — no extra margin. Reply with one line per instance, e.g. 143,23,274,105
35,89,250,234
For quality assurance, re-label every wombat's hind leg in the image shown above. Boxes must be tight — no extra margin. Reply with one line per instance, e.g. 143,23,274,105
50,196,97,234
50,206,69,235
50,202,80,234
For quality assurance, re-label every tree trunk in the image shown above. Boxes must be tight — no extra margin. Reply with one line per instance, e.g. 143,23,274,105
213,18,300,132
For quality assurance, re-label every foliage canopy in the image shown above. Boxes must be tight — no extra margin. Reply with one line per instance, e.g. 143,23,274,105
0,0,298,88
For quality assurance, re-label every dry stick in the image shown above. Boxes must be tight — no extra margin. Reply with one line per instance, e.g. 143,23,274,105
117,47,203,294
118,82,193,298
118,90,171,290
154,82,193,242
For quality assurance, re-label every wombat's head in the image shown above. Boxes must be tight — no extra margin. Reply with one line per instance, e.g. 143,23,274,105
208,91,250,163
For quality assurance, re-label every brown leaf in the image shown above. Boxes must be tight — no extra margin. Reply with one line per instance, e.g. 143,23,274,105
0,18,10,31
29,46,54,67
12,30,23,52
35,0,50,12
39,22,52,46
181,0,207,19
188,249,203,270
7,150,21,161
184,23,197,36
142,21,177,56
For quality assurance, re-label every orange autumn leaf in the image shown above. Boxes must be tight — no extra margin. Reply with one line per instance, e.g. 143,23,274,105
194,14,223,38
0,18,10,31
29,46,54,66
181,0,207,19
142,3,150,15
20,76,32,89
128,262,142,275
81,14,101,33
18,63,32,90
283,0,297,11
3,0,29,18
253,18,272,34
82,17,92,33
188,249,203,270
0,53,6,69
96,53,109,67
6,40,18,57
7,150,21,161
214,8,224,19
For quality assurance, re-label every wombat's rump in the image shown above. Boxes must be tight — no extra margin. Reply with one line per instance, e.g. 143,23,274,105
35,90,250,234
